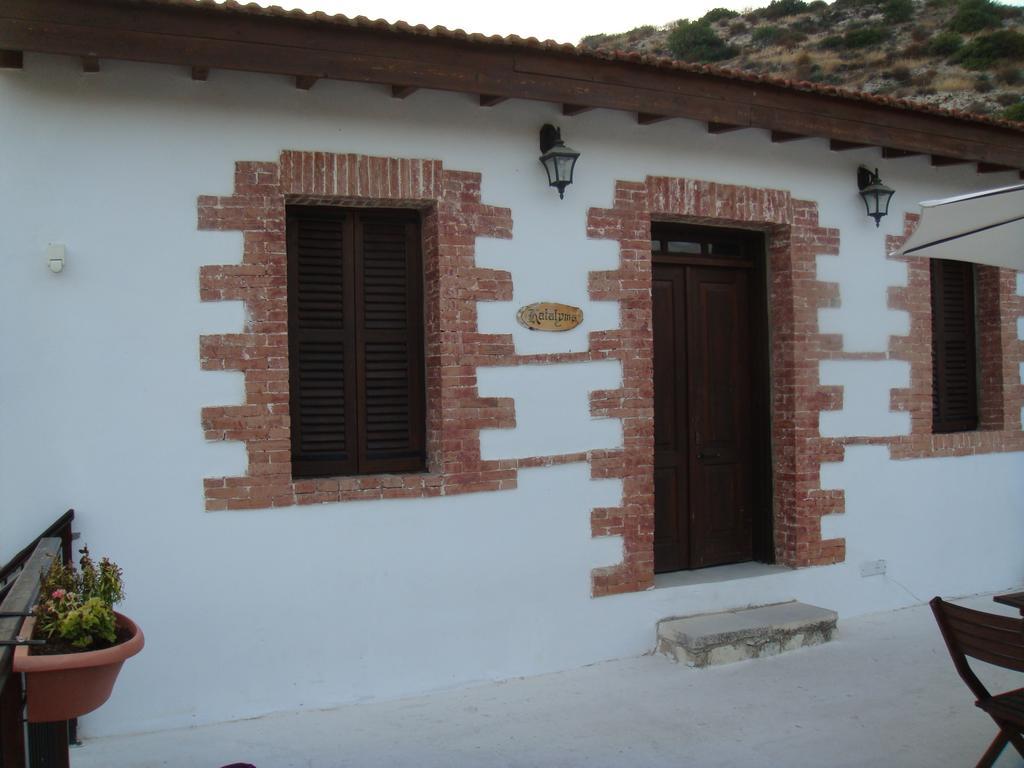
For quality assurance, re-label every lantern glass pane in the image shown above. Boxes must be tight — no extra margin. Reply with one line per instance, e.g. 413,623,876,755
555,154,575,181
863,192,879,217
541,156,557,186
879,189,894,216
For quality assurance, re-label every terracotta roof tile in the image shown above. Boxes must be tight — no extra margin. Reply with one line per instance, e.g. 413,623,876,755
149,0,1024,133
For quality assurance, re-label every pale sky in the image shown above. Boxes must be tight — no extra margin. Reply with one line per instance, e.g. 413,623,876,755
255,0,1024,45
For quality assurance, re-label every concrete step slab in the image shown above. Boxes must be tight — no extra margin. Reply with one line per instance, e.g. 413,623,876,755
657,601,838,667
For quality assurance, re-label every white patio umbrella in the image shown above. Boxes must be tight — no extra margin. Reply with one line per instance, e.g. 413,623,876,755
894,183,1024,270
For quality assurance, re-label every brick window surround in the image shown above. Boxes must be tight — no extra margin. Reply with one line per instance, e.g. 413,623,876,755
199,151,518,509
885,214,1024,458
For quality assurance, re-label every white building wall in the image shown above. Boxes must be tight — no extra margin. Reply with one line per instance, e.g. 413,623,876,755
1,54,1021,737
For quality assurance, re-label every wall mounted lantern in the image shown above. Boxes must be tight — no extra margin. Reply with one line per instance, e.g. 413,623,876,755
857,166,894,227
539,124,580,199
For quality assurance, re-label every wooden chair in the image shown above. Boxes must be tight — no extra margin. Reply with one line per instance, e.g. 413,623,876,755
931,597,1024,767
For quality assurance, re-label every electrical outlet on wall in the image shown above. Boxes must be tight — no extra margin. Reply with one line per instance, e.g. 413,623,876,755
860,559,887,577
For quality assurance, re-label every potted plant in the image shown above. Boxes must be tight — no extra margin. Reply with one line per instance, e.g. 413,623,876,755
12,547,144,723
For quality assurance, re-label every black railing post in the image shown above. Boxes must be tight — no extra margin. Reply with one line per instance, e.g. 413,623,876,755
0,673,26,767
26,723,69,768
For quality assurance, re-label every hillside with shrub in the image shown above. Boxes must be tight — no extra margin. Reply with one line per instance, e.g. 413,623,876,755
579,0,1024,122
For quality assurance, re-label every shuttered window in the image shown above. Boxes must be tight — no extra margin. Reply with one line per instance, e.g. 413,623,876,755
287,206,425,477
931,258,978,433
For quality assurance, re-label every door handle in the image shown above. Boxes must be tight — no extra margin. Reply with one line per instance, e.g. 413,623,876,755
698,450,721,460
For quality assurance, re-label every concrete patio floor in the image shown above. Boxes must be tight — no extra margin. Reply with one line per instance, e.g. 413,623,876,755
73,595,1024,768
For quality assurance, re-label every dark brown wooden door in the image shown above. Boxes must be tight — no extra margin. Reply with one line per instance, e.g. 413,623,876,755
653,227,764,572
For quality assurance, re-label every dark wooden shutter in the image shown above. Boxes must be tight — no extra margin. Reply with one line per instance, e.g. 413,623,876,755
931,258,978,433
288,207,424,478
288,208,358,477
354,213,426,473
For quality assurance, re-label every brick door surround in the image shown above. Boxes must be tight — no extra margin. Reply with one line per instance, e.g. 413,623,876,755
586,176,846,594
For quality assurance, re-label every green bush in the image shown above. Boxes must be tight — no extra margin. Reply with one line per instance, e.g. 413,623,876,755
701,7,740,23
755,0,811,19
791,15,825,32
843,25,891,47
927,30,963,55
889,65,914,83
952,29,1024,69
884,0,915,23
625,24,656,42
753,25,781,45
1001,102,1024,121
667,20,739,62
751,25,808,46
820,25,891,49
948,0,1003,33
833,0,882,10
579,33,609,48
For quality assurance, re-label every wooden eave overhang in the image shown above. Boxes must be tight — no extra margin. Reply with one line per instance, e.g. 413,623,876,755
3,0,1024,171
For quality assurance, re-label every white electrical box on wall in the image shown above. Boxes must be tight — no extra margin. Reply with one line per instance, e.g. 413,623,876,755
860,560,887,577
46,243,65,273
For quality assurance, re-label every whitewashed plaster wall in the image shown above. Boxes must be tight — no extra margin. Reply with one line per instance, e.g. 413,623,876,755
1,54,1022,737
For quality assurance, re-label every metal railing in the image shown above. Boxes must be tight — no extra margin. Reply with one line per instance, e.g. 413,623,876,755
0,511,75,768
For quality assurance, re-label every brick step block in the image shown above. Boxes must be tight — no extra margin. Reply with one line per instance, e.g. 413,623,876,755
657,601,838,667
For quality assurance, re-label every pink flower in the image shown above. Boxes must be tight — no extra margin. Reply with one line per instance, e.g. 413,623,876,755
51,589,65,599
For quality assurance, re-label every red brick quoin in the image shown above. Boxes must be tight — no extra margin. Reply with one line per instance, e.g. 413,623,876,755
587,177,846,590
198,151,517,509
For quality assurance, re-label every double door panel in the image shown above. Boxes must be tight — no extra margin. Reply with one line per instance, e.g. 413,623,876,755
653,261,755,572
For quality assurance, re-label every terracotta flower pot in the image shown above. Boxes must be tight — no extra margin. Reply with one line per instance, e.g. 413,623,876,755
12,611,144,723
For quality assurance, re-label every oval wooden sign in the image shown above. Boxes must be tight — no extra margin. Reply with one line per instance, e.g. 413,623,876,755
516,302,583,332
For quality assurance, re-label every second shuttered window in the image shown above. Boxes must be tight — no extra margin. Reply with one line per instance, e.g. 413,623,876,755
287,206,426,478
930,258,978,434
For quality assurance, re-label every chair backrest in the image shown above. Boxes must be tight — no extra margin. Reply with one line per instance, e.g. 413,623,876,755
931,596,1024,701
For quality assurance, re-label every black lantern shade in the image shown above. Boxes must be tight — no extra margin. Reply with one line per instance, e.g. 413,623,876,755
857,166,894,227
539,124,580,199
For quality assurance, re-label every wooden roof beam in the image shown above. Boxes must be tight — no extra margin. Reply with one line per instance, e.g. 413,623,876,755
562,104,593,116
81,55,99,73
830,139,870,151
295,75,318,90
391,84,417,99
638,113,671,125
931,155,971,166
191,65,208,81
771,130,806,143
978,162,1015,173
0,49,21,68
707,122,745,134
479,94,507,107
882,147,923,159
